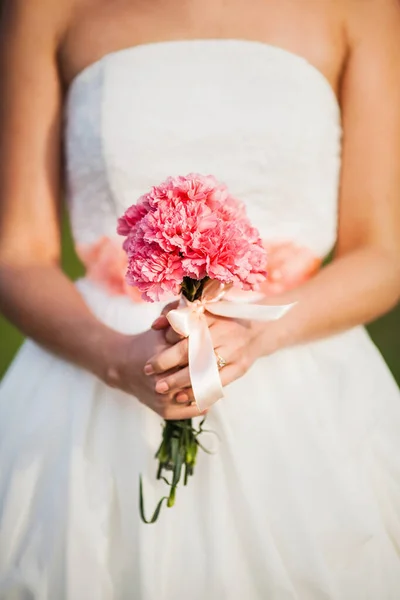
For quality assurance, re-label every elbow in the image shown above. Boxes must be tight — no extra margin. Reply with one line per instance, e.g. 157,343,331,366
0,238,60,270
389,273,400,311
385,288,400,315
375,248,400,313
337,241,400,315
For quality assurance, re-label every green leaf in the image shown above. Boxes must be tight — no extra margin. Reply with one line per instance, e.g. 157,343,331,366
160,476,172,487
139,476,168,524
195,438,216,455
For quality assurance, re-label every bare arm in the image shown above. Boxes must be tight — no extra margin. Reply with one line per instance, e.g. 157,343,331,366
0,0,121,378
0,0,200,420
265,0,400,352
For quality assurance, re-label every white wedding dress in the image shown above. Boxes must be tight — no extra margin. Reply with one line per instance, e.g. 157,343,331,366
1,40,400,600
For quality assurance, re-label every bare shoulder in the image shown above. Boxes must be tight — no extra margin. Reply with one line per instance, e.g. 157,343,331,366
334,0,400,257
339,0,400,101
58,0,122,84
0,0,98,91
0,0,75,44
344,0,400,44
0,0,79,80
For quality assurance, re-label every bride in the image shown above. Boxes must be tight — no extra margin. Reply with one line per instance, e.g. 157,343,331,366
1,0,400,598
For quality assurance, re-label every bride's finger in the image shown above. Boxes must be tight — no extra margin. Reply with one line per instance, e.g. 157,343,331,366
145,338,188,375
162,402,207,421
152,320,184,343
151,315,169,330
219,362,245,388
174,388,195,404
151,300,180,330
157,348,236,400
174,364,237,406
155,366,191,395
165,327,184,345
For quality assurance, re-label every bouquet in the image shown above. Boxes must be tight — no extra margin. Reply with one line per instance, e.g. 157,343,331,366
118,174,289,523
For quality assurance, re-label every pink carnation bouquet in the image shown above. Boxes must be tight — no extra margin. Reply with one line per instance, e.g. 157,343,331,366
118,174,271,522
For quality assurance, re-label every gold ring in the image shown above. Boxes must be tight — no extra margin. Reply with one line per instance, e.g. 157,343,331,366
215,352,227,370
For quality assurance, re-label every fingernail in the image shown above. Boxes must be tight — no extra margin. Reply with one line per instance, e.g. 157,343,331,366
156,381,169,393
144,364,154,375
176,394,189,403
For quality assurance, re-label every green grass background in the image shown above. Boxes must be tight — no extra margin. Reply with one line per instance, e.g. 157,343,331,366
1,217,399,385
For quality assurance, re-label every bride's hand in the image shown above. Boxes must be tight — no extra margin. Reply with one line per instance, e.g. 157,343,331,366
145,307,272,404
105,327,205,420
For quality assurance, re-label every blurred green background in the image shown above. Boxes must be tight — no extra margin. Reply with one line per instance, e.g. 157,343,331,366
1,217,399,384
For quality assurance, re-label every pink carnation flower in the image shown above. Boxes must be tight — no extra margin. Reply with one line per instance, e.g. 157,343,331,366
118,174,267,302
117,195,151,236
125,240,184,302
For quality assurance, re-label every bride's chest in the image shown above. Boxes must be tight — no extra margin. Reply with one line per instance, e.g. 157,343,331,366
65,42,340,185
61,0,341,90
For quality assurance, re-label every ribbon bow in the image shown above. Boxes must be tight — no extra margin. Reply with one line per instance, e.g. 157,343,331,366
166,280,295,411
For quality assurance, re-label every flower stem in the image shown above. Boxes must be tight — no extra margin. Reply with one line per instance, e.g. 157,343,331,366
139,277,210,524
139,418,205,524
182,276,209,302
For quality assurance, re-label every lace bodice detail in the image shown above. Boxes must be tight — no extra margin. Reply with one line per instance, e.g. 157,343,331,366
65,40,342,257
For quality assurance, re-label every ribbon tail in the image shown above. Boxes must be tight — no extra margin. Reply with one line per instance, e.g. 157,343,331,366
207,301,296,321
188,313,224,411
167,311,224,412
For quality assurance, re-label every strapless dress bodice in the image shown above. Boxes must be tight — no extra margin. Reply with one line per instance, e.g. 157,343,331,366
65,39,342,258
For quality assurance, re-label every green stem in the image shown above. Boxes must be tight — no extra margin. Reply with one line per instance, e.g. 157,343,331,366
139,277,211,524
139,417,211,524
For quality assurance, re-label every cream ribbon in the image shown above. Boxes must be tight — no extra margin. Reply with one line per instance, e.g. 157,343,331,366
166,280,295,411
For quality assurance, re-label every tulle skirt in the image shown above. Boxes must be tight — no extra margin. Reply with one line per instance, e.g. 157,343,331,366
1,279,400,600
